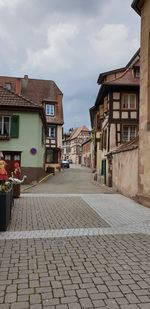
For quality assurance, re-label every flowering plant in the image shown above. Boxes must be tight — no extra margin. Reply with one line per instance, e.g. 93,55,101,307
0,180,11,192
0,158,11,192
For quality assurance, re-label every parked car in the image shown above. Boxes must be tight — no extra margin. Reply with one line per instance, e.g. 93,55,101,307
61,160,70,168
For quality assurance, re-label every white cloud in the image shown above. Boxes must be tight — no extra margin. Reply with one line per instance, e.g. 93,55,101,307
0,0,140,131
22,23,79,74
0,0,23,9
90,24,139,69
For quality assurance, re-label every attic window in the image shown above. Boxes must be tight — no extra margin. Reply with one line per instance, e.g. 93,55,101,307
4,83,12,91
46,104,55,116
133,67,140,78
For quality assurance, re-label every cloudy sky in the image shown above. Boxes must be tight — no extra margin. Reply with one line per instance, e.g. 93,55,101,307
0,0,140,131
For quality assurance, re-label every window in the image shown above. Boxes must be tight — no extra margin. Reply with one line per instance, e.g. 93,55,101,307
46,149,54,163
4,83,12,91
14,154,20,161
48,126,55,139
122,94,136,109
46,104,54,116
122,125,137,142
4,155,11,160
0,116,10,136
133,67,140,78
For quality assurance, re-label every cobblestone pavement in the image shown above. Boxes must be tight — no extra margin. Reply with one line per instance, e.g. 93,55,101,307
0,235,150,309
7,196,109,231
1,165,150,308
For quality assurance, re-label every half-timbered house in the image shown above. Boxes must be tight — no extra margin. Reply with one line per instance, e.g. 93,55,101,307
90,49,140,187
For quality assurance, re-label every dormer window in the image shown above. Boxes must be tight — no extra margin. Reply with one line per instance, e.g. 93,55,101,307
46,104,55,116
133,66,140,78
4,83,12,91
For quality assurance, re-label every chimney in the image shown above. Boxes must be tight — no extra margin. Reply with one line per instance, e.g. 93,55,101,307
15,78,21,95
22,74,29,89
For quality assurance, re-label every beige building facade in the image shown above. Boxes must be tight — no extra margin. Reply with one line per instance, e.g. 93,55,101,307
132,0,150,205
111,139,139,197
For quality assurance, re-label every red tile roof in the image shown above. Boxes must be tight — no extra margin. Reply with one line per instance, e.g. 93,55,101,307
0,86,37,107
0,86,47,129
69,126,90,140
21,78,62,104
0,75,64,125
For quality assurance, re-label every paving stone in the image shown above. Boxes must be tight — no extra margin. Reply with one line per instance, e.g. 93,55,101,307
61,297,78,304
11,302,29,309
79,297,93,308
5,293,17,303
138,304,150,309
125,293,140,304
30,305,42,309
76,289,88,298
92,299,105,307
68,303,82,309
30,294,41,304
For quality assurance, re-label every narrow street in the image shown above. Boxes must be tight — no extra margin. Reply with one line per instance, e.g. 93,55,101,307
0,165,150,308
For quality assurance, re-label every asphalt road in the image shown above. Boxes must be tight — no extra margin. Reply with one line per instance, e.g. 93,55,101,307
24,165,113,194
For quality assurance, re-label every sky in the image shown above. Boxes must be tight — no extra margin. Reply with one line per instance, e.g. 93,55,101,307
0,0,140,132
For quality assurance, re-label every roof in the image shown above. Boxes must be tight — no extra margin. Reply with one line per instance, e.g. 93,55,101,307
97,67,125,85
0,75,64,125
0,86,38,107
82,137,91,146
107,136,139,156
94,49,140,108
89,106,96,129
0,86,47,130
21,78,62,104
69,126,90,140
131,0,144,15
97,49,140,85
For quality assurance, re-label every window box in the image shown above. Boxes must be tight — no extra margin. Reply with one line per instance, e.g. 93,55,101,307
0,135,10,140
0,186,13,231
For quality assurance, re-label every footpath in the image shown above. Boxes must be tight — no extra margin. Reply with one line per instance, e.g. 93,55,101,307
0,166,150,308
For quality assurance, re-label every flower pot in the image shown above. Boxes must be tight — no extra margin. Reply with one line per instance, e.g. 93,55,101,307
0,188,13,231
13,184,20,198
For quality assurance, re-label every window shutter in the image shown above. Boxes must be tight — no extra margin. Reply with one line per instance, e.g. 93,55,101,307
11,115,19,138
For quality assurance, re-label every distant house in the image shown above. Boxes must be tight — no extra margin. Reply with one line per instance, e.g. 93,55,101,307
61,131,72,160
81,138,92,168
0,86,46,183
132,0,150,205
90,49,140,191
64,126,90,164
0,75,64,172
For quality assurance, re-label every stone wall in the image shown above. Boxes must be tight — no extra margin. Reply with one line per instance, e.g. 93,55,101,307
112,148,138,198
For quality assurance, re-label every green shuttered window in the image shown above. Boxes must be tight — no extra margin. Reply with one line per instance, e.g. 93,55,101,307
11,115,19,138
